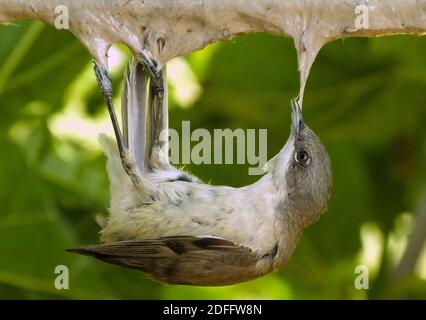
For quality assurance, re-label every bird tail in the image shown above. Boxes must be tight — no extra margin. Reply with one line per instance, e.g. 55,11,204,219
122,60,150,173
98,59,170,214
122,59,170,172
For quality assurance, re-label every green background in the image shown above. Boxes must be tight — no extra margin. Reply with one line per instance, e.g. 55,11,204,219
0,21,425,299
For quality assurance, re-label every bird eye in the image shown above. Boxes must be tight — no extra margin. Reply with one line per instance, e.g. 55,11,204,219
295,150,311,167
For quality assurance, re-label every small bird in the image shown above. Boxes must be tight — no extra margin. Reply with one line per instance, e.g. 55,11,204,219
67,58,333,286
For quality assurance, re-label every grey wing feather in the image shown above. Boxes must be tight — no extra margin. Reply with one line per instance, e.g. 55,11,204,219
67,236,262,286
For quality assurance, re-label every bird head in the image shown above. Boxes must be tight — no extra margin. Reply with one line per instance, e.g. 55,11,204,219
272,99,332,228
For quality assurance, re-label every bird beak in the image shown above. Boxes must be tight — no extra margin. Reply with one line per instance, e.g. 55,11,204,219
291,98,304,137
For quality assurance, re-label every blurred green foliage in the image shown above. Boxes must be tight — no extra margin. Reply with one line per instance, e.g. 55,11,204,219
0,21,425,299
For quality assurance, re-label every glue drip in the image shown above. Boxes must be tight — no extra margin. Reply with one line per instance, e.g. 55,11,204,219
293,29,327,108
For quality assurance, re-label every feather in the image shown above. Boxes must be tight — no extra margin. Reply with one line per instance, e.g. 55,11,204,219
122,60,149,173
67,236,264,286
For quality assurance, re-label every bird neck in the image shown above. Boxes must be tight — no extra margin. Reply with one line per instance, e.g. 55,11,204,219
262,154,323,231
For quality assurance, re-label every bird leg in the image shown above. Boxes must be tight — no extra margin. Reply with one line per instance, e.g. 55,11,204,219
94,53,170,175
93,61,126,156
148,67,169,169
134,50,170,169
93,61,144,185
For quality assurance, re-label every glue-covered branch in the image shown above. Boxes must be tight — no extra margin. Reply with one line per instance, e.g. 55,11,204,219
1,0,425,101
1,0,425,66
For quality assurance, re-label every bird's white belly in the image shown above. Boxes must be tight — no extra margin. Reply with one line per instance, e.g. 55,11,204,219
102,183,282,255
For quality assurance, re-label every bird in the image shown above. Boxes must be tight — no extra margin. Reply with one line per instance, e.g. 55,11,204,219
67,57,333,286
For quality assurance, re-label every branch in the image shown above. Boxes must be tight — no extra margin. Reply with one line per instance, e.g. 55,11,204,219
1,0,425,98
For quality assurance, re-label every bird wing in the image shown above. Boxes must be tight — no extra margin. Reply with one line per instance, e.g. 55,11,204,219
67,236,263,286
